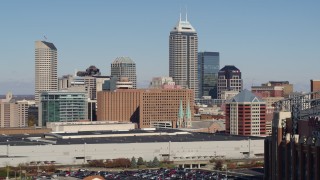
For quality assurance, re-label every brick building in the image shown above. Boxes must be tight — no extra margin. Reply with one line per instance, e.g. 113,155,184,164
225,89,266,136
97,89,194,128
265,92,320,179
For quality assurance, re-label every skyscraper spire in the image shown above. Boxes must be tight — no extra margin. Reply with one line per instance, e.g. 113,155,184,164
179,7,182,22
177,99,184,128
185,6,188,22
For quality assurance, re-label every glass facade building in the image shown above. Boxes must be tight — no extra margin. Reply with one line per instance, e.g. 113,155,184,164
39,91,88,126
198,52,220,99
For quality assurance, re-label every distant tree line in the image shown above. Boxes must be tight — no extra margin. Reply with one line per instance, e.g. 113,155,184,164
88,157,162,168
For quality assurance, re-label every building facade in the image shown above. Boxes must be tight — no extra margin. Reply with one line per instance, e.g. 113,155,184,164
149,77,181,90
0,93,34,128
311,79,320,99
140,89,194,128
225,89,266,136
0,129,264,167
111,57,137,89
198,52,220,99
217,65,242,99
265,92,320,180
97,89,194,128
0,93,18,127
35,41,58,103
39,91,88,126
169,15,198,97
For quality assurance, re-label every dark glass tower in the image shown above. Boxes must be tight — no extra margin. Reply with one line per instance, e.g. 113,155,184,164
217,65,243,99
198,52,220,99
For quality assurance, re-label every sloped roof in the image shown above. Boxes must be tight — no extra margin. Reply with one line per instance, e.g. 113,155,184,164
42,41,57,50
172,19,196,33
219,65,240,72
229,89,264,103
112,57,135,64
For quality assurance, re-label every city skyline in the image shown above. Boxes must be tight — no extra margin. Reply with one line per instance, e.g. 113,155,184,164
0,1,320,94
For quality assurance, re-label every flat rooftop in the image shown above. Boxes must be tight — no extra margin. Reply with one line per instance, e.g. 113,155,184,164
0,129,265,146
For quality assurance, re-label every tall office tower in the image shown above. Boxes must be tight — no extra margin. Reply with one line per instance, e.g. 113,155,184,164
198,52,220,99
35,41,58,103
217,65,243,99
169,14,198,97
111,57,137,89
225,89,266,136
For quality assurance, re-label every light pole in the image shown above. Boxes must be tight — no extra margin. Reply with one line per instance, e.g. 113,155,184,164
6,140,9,157
84,143,86,164
168,141,171,161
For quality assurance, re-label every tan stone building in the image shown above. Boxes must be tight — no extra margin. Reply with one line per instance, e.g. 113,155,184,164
97,89,194,128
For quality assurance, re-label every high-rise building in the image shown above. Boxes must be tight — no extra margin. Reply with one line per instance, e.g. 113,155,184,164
225,89,266,136
198,52,220,99
35,41,58,103
169,14,198,97
39,91,88,126
111,57,137,89
217,65,242,99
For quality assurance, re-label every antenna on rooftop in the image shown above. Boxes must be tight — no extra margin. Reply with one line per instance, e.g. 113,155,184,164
185,6,188,22
179,7,182,22
43,35,47,41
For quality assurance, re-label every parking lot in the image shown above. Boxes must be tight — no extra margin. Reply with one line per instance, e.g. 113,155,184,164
32,167,264,180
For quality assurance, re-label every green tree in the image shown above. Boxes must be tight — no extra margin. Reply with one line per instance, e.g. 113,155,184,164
28,114,36,127
214,160,223,170
131,157,137,168
137,157,144,166
147,160,153,168
152,157,160,167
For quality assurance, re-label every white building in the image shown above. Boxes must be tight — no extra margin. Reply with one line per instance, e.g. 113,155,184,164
169,14,198,97
0,129,264,167
35,41,58,103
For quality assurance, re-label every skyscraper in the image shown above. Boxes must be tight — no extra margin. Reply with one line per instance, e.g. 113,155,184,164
169,14,198,97
198,52,220,99
217,65,243,99
35,41,58,103
111,57,137,89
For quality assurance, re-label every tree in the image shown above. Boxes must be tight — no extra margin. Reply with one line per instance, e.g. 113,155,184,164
28,114,36,127
137,157,144,166
146,160,153,168
214,160,223,170
152,157,160,167
131,157,137,168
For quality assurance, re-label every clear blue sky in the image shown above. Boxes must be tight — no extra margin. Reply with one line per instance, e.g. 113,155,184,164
0,1,319,94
